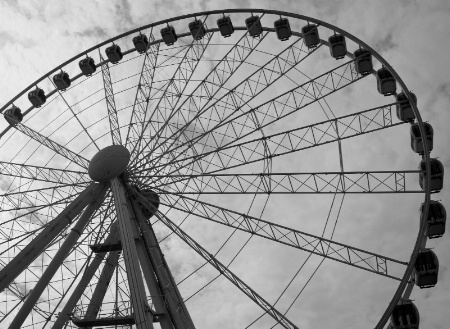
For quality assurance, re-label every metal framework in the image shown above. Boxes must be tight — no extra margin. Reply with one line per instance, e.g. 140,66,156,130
0,8,439,329
99,52,123,146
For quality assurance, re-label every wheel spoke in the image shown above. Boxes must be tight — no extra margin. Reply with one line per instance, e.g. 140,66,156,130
131,30,316,172
125,28,159,149
0,161,88,184
99,52,122,145
132,190,299,329
48,77,101,151
134,102,404,184
160,192,407,280
133,58,365,179
4,114,90,169
145,170,421,194
129,24,272,170
130,16,214,164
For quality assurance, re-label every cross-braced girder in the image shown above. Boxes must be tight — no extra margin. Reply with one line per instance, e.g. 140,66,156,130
99,53,123,145
158,193,408,280
0,161,89,185
4,114,90,169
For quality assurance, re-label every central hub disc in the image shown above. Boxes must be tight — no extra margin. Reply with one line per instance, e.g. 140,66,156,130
88,145,131,182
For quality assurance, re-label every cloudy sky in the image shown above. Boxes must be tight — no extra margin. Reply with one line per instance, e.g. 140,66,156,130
0,0,449,328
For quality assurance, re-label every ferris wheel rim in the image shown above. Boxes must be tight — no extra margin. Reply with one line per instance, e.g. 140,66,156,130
0,9,434,329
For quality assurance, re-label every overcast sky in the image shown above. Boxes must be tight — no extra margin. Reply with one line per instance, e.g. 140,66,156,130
0,1,449,328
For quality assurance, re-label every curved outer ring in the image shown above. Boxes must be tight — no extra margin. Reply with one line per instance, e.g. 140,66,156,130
0,9,431,328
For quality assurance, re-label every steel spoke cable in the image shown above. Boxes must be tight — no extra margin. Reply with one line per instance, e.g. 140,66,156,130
131,58,366,181
148,206,299,329
130,23,301,170
279,194,346,322
124,26,159,148
47,76,100,151
128,15,214,162
153,189,406,278
175,179,265,287
130,29,305,172
183,190,270,303
246,178,344,328
128,23,271,171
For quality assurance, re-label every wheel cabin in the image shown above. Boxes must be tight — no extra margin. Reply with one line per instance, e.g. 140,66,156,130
421,201,446,239
133,34,149,54
302,24,320,48
390,300,419,329
106,44,123,64
419,158,444,192
410,122,433,154
328,34,347,59
354,49,373,75
189,19,206,40
217,16,234,37
28,87,46,107
274,18,292,41
396,91,417,122
3,106,23,126
79,56,96,76
245,15,263,38
376,67,396,96
414,249,439,289
160,25,177,46
53,71,71,91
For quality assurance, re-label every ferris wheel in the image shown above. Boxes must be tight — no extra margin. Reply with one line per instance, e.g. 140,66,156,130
0,8,446,329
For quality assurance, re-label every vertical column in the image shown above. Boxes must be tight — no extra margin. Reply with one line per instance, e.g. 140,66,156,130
135,240,174,329
132,199,195,329
110,177,154,329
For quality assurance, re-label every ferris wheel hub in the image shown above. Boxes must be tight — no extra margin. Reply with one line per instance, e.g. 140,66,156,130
88,145,131,182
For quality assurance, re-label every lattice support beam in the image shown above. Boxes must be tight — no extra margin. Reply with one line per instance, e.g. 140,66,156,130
100,53,122,145
150,170,422,194
126,30,159,150
146,103,402,178
0,161,88,184
4,115,90,169
160,193,407,280
131,30,313,172
129,24,215,164
143,58,366,178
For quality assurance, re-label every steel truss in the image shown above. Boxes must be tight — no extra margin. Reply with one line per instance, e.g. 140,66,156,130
99,52,123,145
132,56,365,180
159,192,407,279
4,114,90,169
0,161,88,184
150,170,421,195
